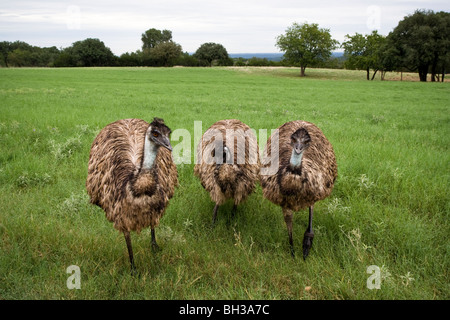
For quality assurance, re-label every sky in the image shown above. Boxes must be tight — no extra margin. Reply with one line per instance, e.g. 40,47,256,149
0,0,448,55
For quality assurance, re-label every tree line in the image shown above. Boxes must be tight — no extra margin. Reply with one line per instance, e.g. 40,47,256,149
276,9,449,81
0,9,448,81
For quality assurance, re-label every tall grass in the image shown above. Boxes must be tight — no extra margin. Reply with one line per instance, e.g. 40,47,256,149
0,67,448,300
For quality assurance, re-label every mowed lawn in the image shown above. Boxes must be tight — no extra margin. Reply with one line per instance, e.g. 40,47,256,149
0,67,448,300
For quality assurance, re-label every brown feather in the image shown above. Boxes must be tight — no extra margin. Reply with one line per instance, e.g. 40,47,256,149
86,118,178,233
194,119,260,206
260,120,337,211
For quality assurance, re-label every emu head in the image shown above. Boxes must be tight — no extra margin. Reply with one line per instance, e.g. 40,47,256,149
147,117,173,151
290,128,311,155
211,142,232,164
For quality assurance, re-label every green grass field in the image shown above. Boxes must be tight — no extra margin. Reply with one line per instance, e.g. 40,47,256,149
0,67,448,300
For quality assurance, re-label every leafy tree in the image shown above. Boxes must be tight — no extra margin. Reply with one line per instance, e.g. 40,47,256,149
432,11,450,81
8,48,32,67
150,41,182,66
141,28,172,50
387,10,450,82
53,49,77,67
0,41,12,67
175,52,203,66
342,31,386,80
1,41,60,67
276,22,338,76
118,51,142,66
70,38,116,67
194,42,229,67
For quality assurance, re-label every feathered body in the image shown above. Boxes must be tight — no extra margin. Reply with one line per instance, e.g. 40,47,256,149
87,118,178,232
194,119,260,222
260,120,337,258
86,118,178,271
260,120,337,210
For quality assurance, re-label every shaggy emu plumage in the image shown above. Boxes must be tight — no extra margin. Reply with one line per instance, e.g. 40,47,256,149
260,120,337,259
86,118,178,271
194,119,260,224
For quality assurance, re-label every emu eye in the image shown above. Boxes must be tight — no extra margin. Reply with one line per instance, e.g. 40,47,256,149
152,132,159,137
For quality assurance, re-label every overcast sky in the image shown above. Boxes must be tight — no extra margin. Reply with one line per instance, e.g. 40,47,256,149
0,0,448,55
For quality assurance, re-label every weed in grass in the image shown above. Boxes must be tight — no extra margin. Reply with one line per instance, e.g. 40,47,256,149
57,192,90,214
49,135,82,160
16,171,52,188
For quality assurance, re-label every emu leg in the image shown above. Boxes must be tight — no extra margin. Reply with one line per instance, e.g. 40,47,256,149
302,206,315,260
124,231,136,273
283,208,295,258
151,228,160,251
211,203,219,226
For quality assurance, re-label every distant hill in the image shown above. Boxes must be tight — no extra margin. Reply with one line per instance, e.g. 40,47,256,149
229,52,344,61
229,53,284,61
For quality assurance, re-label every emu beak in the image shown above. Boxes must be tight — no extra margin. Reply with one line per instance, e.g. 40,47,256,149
161,136,173,151
294,141,302,155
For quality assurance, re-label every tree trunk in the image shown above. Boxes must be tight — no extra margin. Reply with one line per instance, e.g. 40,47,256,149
371,69,378,81
431,52,439,82
300,66,306,77
418,65,428,82
366,68,370,80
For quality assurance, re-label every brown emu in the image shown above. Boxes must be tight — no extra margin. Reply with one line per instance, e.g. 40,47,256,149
86,118,178,271
194,119,260,224
260,120,337,259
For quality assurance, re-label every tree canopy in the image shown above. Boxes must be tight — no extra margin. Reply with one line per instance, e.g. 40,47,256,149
194,43,229,67
150,41,183,67
342,31,386,80
69,38,116,67
387,9,450,81
276,22,338,76
141,28,173,50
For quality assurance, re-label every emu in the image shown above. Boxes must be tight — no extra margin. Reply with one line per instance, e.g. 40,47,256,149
260,120,337,259
194,119,260,224
86,118,178,271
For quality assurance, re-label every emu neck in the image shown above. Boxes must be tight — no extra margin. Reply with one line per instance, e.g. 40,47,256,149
142,137,159,169
290,149,303,168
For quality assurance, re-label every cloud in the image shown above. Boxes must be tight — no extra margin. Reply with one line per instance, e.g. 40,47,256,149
0,0,448,54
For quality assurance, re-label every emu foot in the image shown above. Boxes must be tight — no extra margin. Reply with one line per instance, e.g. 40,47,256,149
151,241,160,253
302,231,314,260
130,263,138,276
289,244,295,258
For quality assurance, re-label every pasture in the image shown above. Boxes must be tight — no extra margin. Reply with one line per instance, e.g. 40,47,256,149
0,67,448,300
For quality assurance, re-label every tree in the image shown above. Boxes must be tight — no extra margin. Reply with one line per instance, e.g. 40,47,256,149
141,28,172,50
118,51,142,66
342,31,386,80
70,38,116,67
276,22,338,76
387,10,450,82
431,11,450,81
0,41,60,67
54,49,77,67
150,41,182,67
0,41,12,67
175,52,203,66
194,43,229,67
